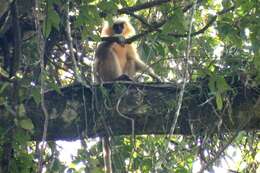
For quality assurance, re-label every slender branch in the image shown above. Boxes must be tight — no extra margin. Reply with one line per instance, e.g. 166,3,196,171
198,133,238,173
1,1,22,172
116,87,136,172
34,0,49,172
198,111,254,173
124,12,153,29
168,0,198,137
168,5,235,37
119,0,199,32
10,1,21,77
118,0,172,14
65,0,83,83
162,1,197,165
182,0,202,12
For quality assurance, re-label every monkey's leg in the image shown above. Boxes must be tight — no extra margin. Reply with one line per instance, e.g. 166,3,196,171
114,59,136,81
124,58,136,78
102,137,112,173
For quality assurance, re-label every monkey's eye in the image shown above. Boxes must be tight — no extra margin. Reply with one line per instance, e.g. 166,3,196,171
113,23,124,34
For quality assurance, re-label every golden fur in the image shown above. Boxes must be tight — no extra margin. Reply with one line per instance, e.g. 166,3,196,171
94,17,160,83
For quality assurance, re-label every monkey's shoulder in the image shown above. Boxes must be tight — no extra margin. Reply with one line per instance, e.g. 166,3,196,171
111,43,132,49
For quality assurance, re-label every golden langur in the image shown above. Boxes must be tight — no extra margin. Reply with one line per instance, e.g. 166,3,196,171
94,17,161,173
94,17,161,83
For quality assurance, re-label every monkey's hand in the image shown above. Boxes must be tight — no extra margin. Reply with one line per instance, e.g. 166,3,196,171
153,75,162,83
101,35,126,45
149,73,162,83
113,34,126,45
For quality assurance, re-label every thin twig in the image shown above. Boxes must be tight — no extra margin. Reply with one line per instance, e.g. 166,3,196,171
168,0,198,137
198,104,255,173
2,4,21,168
116,88,136,171
168,6,235,38
118,0,172,14
116,90,135,142
65,0,83,83
35,0,49,172
198,132,239,173
10,1,21,78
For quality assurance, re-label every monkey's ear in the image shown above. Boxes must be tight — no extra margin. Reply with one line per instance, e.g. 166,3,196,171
125,22,136,36
101,21,112,37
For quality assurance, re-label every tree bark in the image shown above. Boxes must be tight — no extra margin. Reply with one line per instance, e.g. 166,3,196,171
1,80,258,141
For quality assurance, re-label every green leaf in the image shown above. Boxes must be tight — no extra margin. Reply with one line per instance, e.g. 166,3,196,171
253,55,260,68
0,82,9,94
13,130,30,145
19,119,34,130
216,93,223,110
43,8,60,38
51,0,61,5
222,0,232,8
98,1,117,14
48,78,62,95
91,167,103,173
43,18,52,38
208,75,216,94
163,8,186,33
18,104,26,117
155,42,165,57
0,67,9,78
216,76,230,93
218,23,235,37
49,10,60,29
229,33,242,47
31,87,41,105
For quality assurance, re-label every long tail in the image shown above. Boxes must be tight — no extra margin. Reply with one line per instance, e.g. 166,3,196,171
102,137,112,173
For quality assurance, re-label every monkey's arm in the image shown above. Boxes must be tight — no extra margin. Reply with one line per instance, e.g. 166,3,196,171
101,35,126,45
96,34,126,57
127,45,161,82
135,59,161,82
95,41,113,58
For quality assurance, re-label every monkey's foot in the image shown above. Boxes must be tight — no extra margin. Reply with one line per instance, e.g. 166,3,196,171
115,74,133,81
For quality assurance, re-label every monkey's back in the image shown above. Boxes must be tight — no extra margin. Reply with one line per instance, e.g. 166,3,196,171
95,42,127,82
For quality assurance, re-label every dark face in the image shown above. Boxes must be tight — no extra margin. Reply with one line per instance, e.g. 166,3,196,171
112,22,124,34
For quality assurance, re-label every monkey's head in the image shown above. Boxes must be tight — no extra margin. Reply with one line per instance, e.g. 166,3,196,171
112,21,125,34
101,17,136,38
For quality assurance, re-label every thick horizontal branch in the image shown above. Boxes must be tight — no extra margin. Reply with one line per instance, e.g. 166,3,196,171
1,79,258,141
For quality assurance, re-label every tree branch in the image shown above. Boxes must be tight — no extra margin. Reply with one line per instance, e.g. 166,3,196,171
101,3,235,44
198,132,239,173
65,0,83,83
0,79,256,141
1,1,22,172
168,6,236,38
34,0,49,172
10,1,21,78
118,0,172,14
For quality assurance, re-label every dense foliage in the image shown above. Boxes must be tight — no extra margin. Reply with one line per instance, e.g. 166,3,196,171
0,0,259,172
